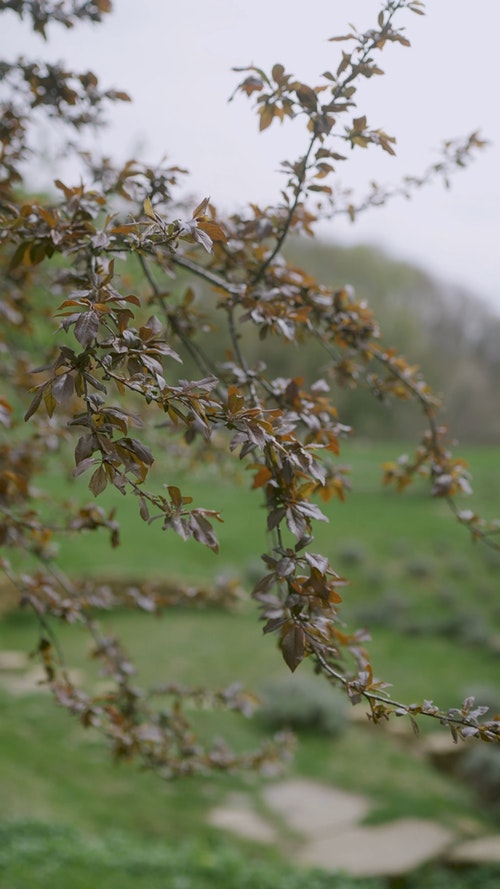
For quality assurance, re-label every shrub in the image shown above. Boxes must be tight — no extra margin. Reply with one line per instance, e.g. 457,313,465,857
336,541,368,568
405,556,435,580
459,745,500,818
257,674,348,737
352,591,410,630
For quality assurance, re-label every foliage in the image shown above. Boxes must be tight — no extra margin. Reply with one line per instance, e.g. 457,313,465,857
1,0,500,791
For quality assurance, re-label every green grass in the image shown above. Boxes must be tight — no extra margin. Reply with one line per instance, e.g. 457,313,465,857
1,441,500,884
1,820,500,889
17,439,500,586
28,437,500,714
0,612,490,831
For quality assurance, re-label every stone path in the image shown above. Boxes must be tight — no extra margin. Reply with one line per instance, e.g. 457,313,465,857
208,778,500,877
0,650,84,695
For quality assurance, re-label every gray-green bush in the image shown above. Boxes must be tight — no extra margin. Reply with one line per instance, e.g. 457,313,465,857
258,674,348,737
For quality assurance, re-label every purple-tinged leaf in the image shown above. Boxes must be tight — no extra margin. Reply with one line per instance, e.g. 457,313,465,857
74,433,94,465
75,310,99,347
52,372,75,404
189,513,219,553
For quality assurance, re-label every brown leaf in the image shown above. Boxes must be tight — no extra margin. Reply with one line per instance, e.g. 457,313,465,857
280,623,305,672
295,84,317,112
272,63,285,84
259,103,275,131
196,219,227,244
89,465,107,496
191,196,210,220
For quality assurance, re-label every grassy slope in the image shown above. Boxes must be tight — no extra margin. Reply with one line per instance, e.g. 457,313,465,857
1,441,500,886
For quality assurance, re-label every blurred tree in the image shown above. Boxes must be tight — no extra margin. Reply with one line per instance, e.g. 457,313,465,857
1,0,499,782
285,240,500,442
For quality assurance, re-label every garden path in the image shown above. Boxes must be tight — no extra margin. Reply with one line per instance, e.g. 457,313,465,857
208,776,500,877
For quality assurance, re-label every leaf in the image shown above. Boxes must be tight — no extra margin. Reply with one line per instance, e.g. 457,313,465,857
259,103,275,132
9,242,31,270
120,437,154,466
89,465,107,496
74,433,94,465
191,196,210,219
74,310,99,347
24,386,45,422
262,617,287,635
109,90,131,102
304,552,329,573
139,496,150,522
295,84,317,112
144,196,156,220
196,219,227,244
43,387,56,418
295,501,328,522
252,465,273,489
236,75,264,97
353,115,367,130
167,485,183,507
52,372,74,405
189,513,219,553
141,354,164,376
272,63,285,84
72,457,96,478
328,33,356,42
227,385,245,414
267,507,286,531
337,51,351,77
280,623,305,672
193,226,213,254
285,507,307,539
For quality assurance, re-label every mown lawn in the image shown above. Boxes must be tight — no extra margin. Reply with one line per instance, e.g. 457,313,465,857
1,441,500,887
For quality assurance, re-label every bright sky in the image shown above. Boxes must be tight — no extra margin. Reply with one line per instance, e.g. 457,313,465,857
4,1,500,311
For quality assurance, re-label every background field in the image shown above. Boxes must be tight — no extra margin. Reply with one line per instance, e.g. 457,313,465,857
1,439,500,887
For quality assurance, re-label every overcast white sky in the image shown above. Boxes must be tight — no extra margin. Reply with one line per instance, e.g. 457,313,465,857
4,1,500,311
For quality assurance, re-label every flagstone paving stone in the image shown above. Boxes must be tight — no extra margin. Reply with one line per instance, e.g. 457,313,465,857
0,649,28,670
208,800,278,845
447,835,500,864
208,778,497,876
297,817,454,877
262,779,371,835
